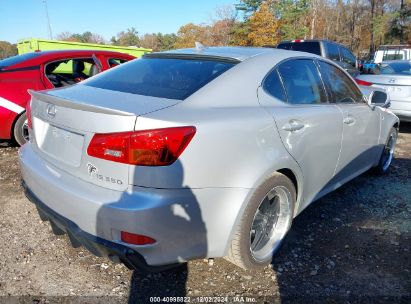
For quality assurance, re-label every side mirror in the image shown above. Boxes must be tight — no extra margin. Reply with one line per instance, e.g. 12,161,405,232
368,90,390,109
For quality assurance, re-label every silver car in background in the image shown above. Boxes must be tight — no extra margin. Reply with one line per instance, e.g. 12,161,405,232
356,60,411,122
19,47,399,271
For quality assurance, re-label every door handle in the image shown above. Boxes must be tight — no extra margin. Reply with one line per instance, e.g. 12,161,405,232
282,120,305,132
343,116,355,125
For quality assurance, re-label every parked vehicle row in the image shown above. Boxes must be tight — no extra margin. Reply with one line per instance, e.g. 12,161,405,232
0,50,135,145
19,47,398,271
276,39,359,77
356,60,411,122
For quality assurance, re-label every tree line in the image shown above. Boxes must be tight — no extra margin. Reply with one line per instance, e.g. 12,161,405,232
1,0,410,60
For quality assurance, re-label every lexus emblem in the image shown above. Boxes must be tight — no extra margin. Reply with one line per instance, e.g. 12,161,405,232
46,104,57,118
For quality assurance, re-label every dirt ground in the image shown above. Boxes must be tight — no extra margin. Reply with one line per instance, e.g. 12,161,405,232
0,123,410,304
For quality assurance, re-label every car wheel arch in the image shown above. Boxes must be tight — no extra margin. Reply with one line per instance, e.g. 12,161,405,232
222,163,303,257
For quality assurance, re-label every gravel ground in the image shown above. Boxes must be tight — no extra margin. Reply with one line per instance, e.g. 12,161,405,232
0,123,410,304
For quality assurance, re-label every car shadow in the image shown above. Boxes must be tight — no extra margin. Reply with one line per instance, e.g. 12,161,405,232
399,122,411,134
94,160,207,303
0,140,17,148
271,157,411,301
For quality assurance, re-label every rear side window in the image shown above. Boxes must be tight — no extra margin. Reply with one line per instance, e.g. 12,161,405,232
278,42,321,56
326,43,340,61
277,59,327,104
277,43,292,50
318,61,363,103
85,57,236,100
263,69,286,102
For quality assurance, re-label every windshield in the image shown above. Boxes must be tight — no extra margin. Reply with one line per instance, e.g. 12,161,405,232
0,52,41,69
85,57,236,100
379,62,411,75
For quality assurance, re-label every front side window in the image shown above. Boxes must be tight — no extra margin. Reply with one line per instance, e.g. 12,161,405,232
277,59,327,104
318,61,363,103
85,57,236,100
263,68,286,102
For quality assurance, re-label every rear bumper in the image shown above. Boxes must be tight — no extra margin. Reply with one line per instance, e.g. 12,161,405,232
22,181,174,272
19,142,250,266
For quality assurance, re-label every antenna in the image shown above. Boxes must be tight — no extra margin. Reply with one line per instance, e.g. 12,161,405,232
43,0,53,39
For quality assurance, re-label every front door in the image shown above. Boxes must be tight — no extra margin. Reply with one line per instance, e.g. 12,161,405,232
317,60,380,183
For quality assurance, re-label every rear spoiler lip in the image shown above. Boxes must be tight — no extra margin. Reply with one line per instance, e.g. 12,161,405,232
28,89,135,117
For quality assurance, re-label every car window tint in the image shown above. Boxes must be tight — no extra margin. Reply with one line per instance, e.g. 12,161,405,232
263,69,286,102
277,43,292,50
341,48,356,67
318,61,363,103
289,42,321,56
85,57,236,100
277,59,327,105
380,62,411,75
327,43,340,61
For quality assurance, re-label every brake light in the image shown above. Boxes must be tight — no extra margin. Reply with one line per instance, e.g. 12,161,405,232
355,79,373,86
121,231,156,245
26,101,32,129
292,39,304,43
87,126,196,166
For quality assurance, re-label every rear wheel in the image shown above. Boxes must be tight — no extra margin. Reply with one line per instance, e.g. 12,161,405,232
226,173,295,270
13,112,29,146
375,127,398,174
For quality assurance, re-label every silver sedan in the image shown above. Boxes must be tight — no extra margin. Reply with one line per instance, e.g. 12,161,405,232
356,60,411,122
19,47,399,271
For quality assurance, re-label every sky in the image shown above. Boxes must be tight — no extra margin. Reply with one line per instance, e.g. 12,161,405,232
0,0,238,43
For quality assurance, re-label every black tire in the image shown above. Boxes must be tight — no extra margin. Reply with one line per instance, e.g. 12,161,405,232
226,172,296,270
375,127,398,174
13,112,29,146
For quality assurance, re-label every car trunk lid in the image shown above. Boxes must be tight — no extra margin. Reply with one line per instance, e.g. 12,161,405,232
29,85,179,191
364,75,411,101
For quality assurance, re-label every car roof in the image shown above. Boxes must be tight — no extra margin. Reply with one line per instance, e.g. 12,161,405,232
35,49,135,57
152,46,303,62
2,50,135,69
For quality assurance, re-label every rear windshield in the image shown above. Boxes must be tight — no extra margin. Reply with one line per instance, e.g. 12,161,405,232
0,52,41,69
379,61,411,75
85,57,236,100
277,42,321,56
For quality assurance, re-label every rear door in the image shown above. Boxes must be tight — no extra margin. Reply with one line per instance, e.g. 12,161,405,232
258,58,343,206
318,60,380,182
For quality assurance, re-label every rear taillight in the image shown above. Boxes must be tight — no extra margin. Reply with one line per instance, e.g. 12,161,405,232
26,101,32,129
87,126,196,166
355,79,373,86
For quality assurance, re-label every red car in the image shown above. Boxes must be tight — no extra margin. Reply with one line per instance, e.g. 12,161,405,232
0,50,135,145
